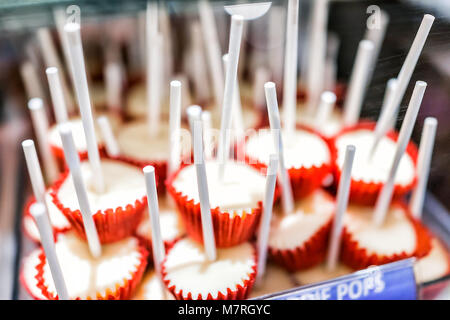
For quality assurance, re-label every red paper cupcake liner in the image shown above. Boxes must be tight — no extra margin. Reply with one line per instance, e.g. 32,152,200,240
161,240,258,300
34,237,149,300
22,196,71,244
20,254,46,300
240,124,333,200
330,122,419,205
340,202,432,270
49,159,147,244
268,217,333,272
166,165,263,248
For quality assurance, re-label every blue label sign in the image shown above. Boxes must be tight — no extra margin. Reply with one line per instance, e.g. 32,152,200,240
264,259,417,300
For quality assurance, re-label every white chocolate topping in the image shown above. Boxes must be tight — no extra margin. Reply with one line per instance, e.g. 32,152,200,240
163,238,256,300
42,233,142,299
172,160,266,214
269,190,335,250
344,204,417,256
335,129,415,185
133,271,175,300
24,192,71,242
245,128,330,169
415,238,449,283
57,159,146,213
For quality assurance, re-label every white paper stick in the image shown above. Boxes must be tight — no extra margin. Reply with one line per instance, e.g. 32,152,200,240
253,67,270,109
409,117,437,219
199,0,224,110
187,105,202,133
143,166,166,287
22,140,46,205
58,123,101,258
46,67,69,124
159,5,174,85
343,40,375,126
28,98,59,182
37,28,73,113
373,81,427,226
315,91,336,126
20,61,45,100
268,6,285,86
174,73,192,111
30,203,69,300
379,78,398,131
168,80,182,176
104,62,123,112
326,145,355,271
370,15,434,156
217,15,244,178
53,8,74,84
147,33,162,137
191,22,210,103
64,23,104,193
265,82,294,214
223,54,244,140
256,154,278,283
324,33,340,91
282,0,299,135
97,116,120,157
193,119,216,261
202,111,213,160
306,0,329,114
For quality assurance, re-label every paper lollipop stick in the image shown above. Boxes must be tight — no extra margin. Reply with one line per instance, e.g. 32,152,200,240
37,28,73,113
193,118,216,261
58,123,101,258
104,62,122,113
28,98,59,183
187,105,202,133
265,82,294,214
324,33,340,91
20,61,45,100
97,116,120,157
306,0,328,114
22,140,46,205
223,54,244,140
143,165,167,297
217,15,244,178
31,203,69,300
326,145,355,271
370,14,434,157
202,111,213,160
378,78,398,132
191,22,210,103
64,22,104,193
373,81,427,226
315,91,336,126
256,154,278,283
282,0,299,135
168,80,182,176
199,0,224,109
409,117,437,219
268,6,285,86
46,67,69,124
343,40,375,126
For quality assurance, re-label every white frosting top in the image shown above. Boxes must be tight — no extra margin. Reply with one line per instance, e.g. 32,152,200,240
163,238,256,300
22,249,47,300
335,129,415,185
125,84,170,119
57,159,146,213
137,201,185,243
245,128,330,169
344,204,417,256
133,271,175,300
172,160,266,214
294,263,352,285
48,114,121,152
117,121,187,162
42,233,142,299
415,238,449,283
296,105,344,138
269,190,335,250
249,264,297,298
24,193,71,242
